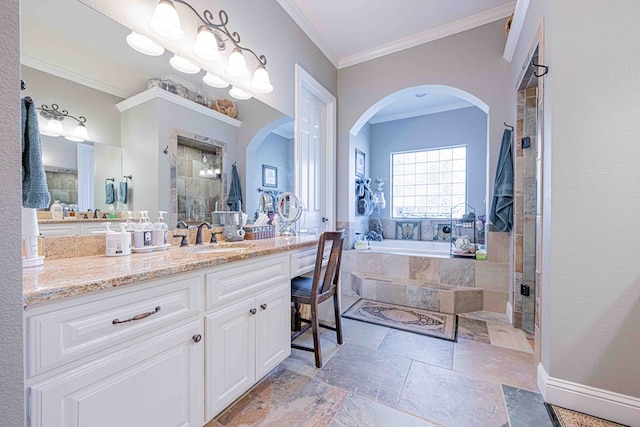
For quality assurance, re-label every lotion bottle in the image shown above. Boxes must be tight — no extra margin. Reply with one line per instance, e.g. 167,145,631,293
152,211,168,246
50,200,63,220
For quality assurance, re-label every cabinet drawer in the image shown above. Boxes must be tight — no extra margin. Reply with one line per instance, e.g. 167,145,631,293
205,254,289,310
289,245,329,278
26,274,203,378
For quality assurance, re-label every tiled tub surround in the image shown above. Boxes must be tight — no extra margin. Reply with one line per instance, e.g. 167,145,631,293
344,241,509,314
23,235,318,307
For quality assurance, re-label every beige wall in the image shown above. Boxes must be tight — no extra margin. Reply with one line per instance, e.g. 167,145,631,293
0,1,25,424
512,0,640,424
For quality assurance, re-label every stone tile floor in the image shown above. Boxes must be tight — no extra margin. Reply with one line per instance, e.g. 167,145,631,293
206,311,608,427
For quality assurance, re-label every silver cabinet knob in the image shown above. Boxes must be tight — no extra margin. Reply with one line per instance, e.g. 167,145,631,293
192,334,202,343
249,308,257,315
260,303,267,310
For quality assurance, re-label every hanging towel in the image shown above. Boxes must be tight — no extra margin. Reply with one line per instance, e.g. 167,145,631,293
489,129,514,232
227,163,243,211
118,181,128,204
105,182,115,204
21,98,51,209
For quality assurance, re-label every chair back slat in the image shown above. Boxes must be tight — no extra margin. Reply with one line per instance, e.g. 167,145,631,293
311,231,345,299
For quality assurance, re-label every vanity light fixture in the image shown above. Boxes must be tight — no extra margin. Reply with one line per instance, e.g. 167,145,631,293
169,54,201,74
126,31,165,56
37,104,89,142
130,0,273,97
228,86,252,101
202,72,229,89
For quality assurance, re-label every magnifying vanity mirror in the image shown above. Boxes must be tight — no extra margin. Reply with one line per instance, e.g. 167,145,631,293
277,192,302,236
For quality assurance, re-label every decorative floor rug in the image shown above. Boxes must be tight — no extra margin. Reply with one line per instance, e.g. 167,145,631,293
545,404,629,427
343,299,456,341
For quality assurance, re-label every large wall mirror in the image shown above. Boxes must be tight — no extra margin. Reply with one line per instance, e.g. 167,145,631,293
21,0,292,231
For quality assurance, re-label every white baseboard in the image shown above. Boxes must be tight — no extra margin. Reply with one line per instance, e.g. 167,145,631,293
537,363,640,427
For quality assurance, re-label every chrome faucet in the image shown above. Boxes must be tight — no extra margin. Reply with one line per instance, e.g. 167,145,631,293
195,222,211,245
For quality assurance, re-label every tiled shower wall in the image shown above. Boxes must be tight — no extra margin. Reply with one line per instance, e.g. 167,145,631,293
46,171,78,206
176,144,223,223
513,87,538,331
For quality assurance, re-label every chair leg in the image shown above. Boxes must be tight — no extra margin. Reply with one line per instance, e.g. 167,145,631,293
333,293,343,345
311,301,322,368
293,302,302,332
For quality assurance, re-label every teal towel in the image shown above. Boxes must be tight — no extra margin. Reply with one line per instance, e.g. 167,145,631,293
489,129,514,232
105,182,115,204
118,181,128,204
21,98,51,209
227,163,243,211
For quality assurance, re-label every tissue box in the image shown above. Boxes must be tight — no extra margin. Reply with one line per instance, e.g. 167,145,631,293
243,225,275,240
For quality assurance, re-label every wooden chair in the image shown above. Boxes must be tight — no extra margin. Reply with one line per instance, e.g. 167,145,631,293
291,231,345,368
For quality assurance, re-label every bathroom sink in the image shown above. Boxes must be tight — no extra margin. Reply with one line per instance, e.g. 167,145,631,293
188,244,253,254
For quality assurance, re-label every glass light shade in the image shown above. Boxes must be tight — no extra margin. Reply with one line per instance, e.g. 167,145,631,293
199,169,206,177
169,54,201,74
192,26,222,62
251,65,273,93
149,0,185,41
202,72,229,88
228,86,252,100
44,119,64,136
126,31,165,56
74,123,89,140
226,48,249,78
206,168,214,176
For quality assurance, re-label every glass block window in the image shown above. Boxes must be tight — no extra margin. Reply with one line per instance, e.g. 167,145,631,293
391,146,467,218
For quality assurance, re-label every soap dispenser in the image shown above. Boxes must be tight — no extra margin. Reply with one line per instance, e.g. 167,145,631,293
50,200,63,220
104,223,132,256
141,211,153,247
152,211,168,247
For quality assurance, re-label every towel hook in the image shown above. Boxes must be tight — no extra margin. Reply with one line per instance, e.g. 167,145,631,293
532,62,549,78
123,175,132,181
504,122,514,131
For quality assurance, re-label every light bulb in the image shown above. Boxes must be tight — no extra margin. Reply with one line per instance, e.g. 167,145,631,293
199,169,206,177
192,26,222,62
226,48,249,78
44,119,64,136
202,72,229,88
251,65,273,93
149,0,185,41
126,31,165,56
228,86,252,100
206,168,214,176
169,54,200,74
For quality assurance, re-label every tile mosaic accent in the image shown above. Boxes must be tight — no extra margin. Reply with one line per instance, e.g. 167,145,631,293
545,404,627,427
432,222,452,241
396,221,420,240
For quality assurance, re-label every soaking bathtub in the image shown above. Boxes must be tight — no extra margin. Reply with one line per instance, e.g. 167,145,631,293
367,239,450,258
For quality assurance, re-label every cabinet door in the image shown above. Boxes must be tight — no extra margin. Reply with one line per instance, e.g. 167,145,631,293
29,321,204,427
205,298,256,420
256,283,291,379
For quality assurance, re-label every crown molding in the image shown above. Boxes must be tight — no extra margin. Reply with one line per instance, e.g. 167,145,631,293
20,55,131,99
275,0,340,67
339,2,516,69
369,101,473,125
503,0,532,62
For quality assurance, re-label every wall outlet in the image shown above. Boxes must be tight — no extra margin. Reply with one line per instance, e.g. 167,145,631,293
520,284,530,296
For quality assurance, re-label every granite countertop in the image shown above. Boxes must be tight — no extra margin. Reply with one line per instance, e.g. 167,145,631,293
38,218,123,224
23,235,318,308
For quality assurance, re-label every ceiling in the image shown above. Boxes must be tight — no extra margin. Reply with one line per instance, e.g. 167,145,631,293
276,0,514,123
276,0,515,69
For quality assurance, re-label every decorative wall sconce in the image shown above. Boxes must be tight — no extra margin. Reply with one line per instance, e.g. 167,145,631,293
126,0,273,101
37,104,89,142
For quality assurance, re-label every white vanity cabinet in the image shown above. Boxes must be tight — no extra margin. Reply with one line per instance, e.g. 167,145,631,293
24,273,205,427
204,253,291,420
